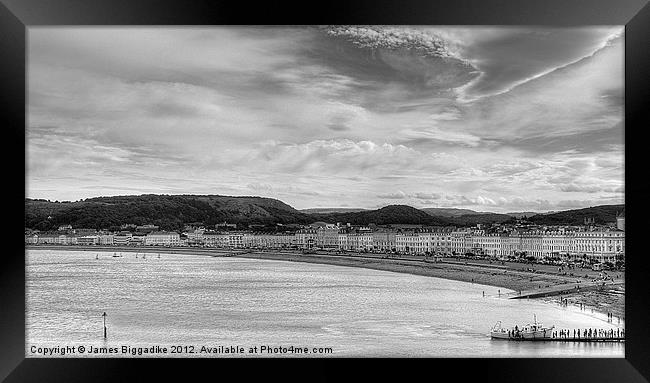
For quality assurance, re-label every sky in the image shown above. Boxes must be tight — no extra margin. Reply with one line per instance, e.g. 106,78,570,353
27,26,625,213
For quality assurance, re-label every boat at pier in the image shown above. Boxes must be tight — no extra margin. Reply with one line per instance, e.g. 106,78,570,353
491,315,554,340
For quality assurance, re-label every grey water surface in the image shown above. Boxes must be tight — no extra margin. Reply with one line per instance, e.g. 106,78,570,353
26,249,624,357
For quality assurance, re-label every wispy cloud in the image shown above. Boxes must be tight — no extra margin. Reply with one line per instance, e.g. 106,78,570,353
27,27,624,212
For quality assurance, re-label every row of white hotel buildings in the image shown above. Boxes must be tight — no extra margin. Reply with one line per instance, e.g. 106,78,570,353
26,226,625,263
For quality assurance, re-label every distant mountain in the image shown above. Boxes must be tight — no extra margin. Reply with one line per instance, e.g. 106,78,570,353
505,211,541,218
527,204,624,225
307,205,453,226
420,207,514,225
447,212,514,225
301,208,368,214
421,207,483,217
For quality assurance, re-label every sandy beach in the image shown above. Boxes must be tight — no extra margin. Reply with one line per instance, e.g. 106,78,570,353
26,245,625,319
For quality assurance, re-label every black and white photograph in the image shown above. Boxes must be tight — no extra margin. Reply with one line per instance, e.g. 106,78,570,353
24,25,626,358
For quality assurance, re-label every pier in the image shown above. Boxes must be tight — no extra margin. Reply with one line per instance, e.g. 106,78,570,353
493,327,624,342
498,336,624,342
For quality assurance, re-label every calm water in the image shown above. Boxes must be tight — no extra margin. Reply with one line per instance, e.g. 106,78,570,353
26,249,624,357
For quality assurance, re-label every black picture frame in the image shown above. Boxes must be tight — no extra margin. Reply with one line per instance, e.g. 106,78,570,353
2,0,649,382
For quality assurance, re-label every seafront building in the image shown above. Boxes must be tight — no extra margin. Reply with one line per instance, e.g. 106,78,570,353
129,234,146,246
572,230,625,263
98,234,114,246
616,210,625,231
242,233,296,249
296,229,317,250
26,222,625,263
77,235,99,246
145,231,181,246
113,231,132,246
372,231,396,252
203,233,230,248
228,233,244,248
316,225,340,250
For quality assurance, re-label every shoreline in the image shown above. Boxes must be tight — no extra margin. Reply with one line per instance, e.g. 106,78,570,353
26,245,624,319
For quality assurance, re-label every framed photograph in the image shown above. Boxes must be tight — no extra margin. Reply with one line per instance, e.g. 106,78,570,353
2,0,649,381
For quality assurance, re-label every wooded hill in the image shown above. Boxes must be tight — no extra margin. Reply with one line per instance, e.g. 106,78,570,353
25,195,314,231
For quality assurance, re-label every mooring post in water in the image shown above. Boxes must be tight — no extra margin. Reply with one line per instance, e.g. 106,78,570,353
102,312,107,338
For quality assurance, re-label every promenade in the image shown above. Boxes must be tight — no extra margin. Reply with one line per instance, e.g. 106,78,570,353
507,280,624,299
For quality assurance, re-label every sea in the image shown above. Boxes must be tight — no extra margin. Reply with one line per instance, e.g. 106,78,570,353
26,249,624,357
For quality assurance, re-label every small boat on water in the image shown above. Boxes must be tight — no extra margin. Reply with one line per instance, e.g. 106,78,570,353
491,315,554,340
112,252,121,258
96,254,99,260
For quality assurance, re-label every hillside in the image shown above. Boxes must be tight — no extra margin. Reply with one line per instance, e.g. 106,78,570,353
25,194,314,231
527,204,624,225
309,205,453,226
421,207,483,217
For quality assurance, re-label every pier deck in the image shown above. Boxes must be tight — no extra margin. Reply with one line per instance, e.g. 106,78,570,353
495,336,624,342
